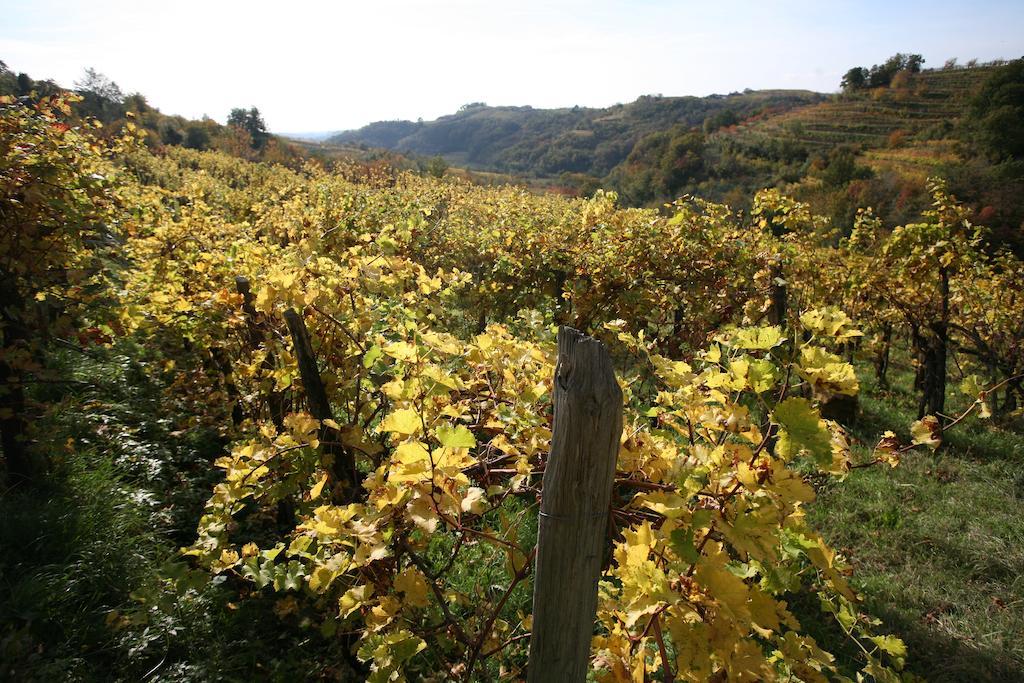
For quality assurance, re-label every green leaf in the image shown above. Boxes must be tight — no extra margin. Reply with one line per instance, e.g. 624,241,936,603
241,558,276,589
747,358,780,393
261,543,285,561
959,375,992,418
772,397,832,464
691,508,714,528
376,235,398,255
435,424,476,449
670,528,700,564
274,560,305,591
870,635,907,659
358,629,427,683
362,344,382,368
959,374,983,397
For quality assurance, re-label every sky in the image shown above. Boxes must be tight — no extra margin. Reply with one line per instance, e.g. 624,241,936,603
2,0,1022,133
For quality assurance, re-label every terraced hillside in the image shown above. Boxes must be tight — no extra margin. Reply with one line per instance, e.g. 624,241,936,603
715,66,996,155
862,139,961,182
595,64,1014,219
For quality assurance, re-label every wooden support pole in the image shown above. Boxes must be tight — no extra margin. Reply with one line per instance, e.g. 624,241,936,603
234,276,263,349
527,327,623,683
767,259,787,328
283,308,359,501
283,309,333,422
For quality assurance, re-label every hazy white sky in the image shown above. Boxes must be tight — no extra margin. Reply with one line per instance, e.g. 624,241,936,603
2,0,1022,132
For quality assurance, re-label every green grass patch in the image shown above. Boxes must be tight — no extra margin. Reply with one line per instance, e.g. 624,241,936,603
0,346,353,681
807,357,1024,681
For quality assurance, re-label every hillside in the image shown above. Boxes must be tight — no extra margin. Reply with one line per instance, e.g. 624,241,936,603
717,66,995,156
0,62,304,165
328,90,824,177
327,65,1021,248
605,62,1024,253
618,66,998,200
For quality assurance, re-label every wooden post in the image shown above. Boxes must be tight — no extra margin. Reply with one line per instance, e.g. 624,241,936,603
767,259,787,327
528,327,623,682
283,308,358,501
283,309,333,423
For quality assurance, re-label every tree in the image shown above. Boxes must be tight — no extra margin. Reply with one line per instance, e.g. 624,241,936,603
968,58,1024,161
859,53,925,89
123,92,150,114
74,67,124,102
703,108,739,133
158,119,184,146
227,106,269,151
73,67,125,123
659,129,705,193
821,147,872,187
16,73,32,96
184,122,211,150
840,67,868,91
423,155,448,178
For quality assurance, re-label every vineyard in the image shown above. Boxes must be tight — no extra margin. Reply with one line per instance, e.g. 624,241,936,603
715,67,996,155
3,94,1024,681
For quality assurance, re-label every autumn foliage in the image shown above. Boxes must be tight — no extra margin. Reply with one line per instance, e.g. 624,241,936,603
3,95,1021,680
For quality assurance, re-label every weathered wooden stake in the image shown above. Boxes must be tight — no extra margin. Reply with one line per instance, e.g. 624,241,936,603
283,308,358,501
767,259,787,328
527,327,623,682
283,309,333,422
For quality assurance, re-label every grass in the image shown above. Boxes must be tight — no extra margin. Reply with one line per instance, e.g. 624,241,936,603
807,355,1024,682
0,346,351,681
1,454,155,679
414,496,538,679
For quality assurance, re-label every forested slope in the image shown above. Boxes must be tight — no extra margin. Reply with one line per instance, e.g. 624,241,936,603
329,90,824,177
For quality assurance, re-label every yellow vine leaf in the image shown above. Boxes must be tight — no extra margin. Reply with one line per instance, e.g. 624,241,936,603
380,408,422,436
910,415,942,450
309,473,328,500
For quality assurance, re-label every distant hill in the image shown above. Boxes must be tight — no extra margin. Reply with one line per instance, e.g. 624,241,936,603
329,66,1003,202
330,61,1022,253
609,65,1003,207
8,56,1017,252
694,63,1023,251
716,66,997,158
328,91,825,178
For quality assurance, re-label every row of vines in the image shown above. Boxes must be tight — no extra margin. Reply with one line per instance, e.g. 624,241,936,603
3,95,1021,681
